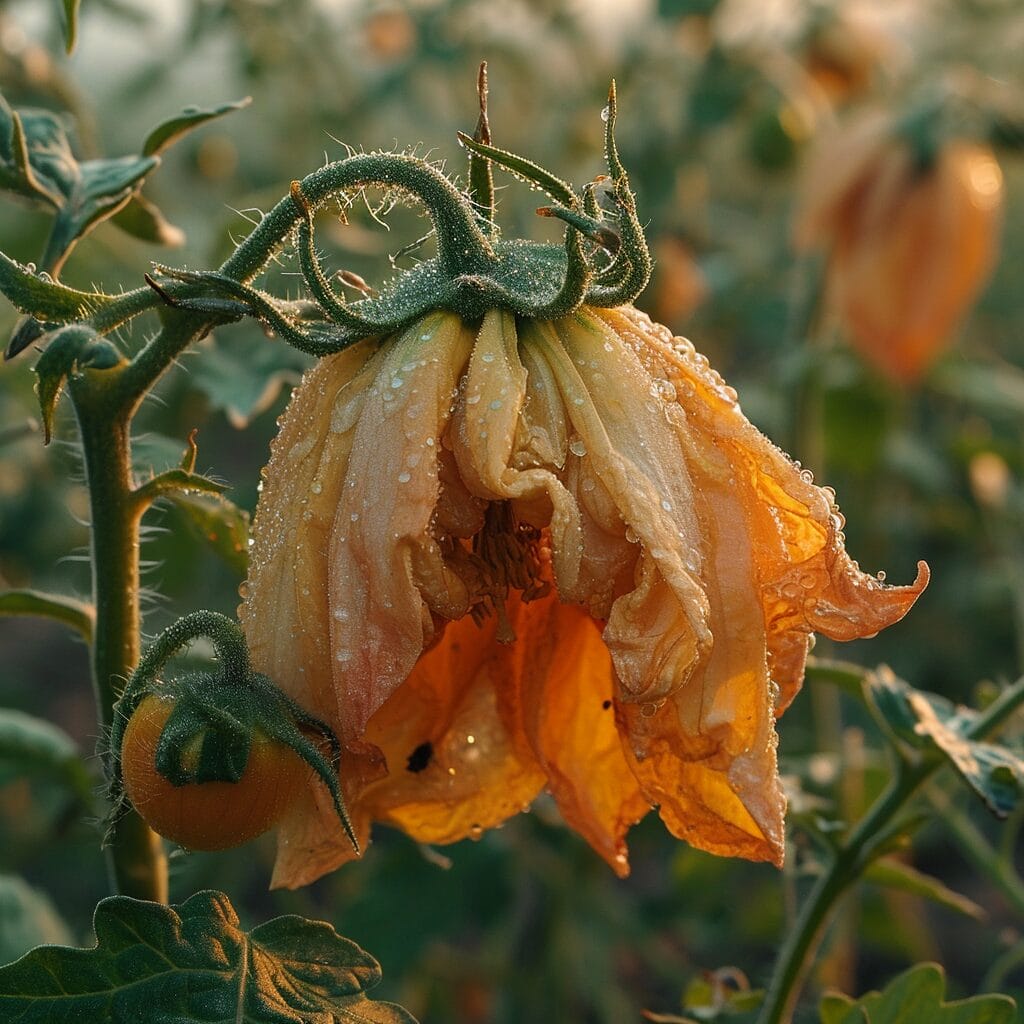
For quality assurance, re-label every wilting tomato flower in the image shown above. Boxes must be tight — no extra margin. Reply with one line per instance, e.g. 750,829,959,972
794,110,1004,383
241,304,927,888
225,79,928,888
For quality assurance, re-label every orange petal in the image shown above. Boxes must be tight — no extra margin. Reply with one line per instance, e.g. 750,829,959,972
242,338,382,721
327,313,476,741
505,594,650,877
596,306,928,713
357,607,547,844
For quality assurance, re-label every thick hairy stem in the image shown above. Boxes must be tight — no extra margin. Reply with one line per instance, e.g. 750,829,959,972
71,372,167,902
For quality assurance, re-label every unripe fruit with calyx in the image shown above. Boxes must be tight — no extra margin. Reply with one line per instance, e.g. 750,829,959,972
109,611,356,853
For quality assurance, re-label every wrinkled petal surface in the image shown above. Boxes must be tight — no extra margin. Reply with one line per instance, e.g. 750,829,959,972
245,303,928,889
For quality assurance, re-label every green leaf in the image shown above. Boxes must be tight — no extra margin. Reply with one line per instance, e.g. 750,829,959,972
864,666,926,748
829,963,1015,1024
864,857,986,920
906,690,1024,817
0,98,64,207
819,992,858,1024
141,98,251,157
169,490,250,575
189,330,311,428
109,192,186,247
0,708,94,803
60,0,80,54
0,876,73,967
0,252,116,323
0,890,418,1023
864,669,1024,818
39,153,160,271
33,325,125,443
0,589,93,641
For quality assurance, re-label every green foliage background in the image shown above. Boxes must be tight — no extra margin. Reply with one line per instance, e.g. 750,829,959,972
0,1,1022,1021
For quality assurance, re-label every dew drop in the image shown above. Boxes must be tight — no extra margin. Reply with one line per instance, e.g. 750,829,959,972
661,499,672,512
569,438,587,457
398,471,412,483
481,352,495,363
876,570,886,582
640,702,658,718
335,649,353,663
466,393,481,405
391,377,404,389
489,399,503,410
600,105,610,122
311,481,322,494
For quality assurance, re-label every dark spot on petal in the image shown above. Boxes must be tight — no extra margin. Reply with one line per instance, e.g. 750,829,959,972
406,741,433,773
602,700,612,710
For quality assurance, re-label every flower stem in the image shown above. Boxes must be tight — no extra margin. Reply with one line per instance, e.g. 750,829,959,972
70,370,167,902
758,674,1024,1024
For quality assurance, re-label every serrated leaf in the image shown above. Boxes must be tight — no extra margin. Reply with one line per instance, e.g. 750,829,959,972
0,708,93,803
0,589,93,641
865,669,1024,818
60,0,80,54
864,666,927,748
170,490,250,575
190,330,311,427
142,97,251,157
864,857,986,920
0,889,418,1023
0,251,115,323
832,963,1015,1024
0,876,73,967
110,191,185,247
819,992,858,1024
906,692,1024,818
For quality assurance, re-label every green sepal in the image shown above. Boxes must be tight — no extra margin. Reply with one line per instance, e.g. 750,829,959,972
33,325,126,443
152,677,252,786
456,131,578,207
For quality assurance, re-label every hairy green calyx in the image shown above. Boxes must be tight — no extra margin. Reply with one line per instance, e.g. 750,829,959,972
142,73,651,356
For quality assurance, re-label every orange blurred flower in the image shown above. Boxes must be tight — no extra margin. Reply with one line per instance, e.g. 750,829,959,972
794,112,1004,383
242,305,927,888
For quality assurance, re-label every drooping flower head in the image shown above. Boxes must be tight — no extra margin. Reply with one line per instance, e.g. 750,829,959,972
235,74,927,888
793,107,1004,383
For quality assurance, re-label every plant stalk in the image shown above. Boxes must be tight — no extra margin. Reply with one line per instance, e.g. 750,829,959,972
70,370,168,901
759,674,1024,1024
